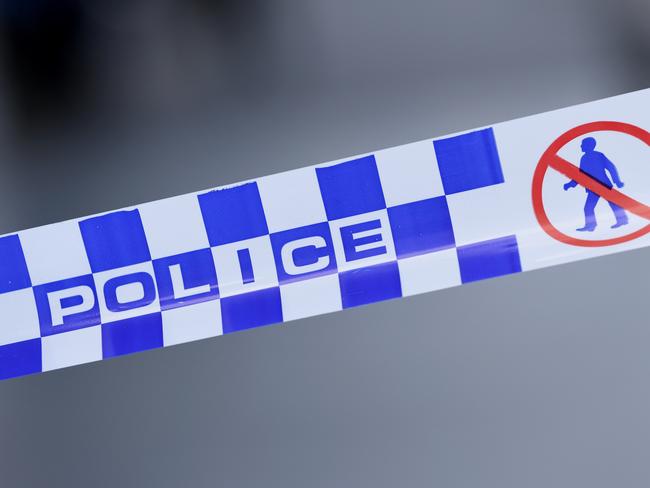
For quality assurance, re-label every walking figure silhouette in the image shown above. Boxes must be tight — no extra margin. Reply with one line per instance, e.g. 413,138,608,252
563,137,628,231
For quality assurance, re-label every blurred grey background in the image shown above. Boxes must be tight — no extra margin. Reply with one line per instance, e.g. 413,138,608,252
0,1,649,487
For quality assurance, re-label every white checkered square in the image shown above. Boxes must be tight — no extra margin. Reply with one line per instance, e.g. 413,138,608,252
94,262,160,324
376,140,444,207
139,194,211,259
20,220,91,285
41,326,102,372
329,210,396,272
257,167,328,232
446,183,517,246
280,273,342,321
397,248,461,297
211,235,278,298
0,288,40,346
162,299,222,346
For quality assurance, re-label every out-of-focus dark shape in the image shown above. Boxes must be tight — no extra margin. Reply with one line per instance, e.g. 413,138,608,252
1,0,648,136
0,0,272,131
0,0,87,127
618,0,650,83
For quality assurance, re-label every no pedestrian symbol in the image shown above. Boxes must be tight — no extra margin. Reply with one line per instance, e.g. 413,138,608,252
532,121,650,247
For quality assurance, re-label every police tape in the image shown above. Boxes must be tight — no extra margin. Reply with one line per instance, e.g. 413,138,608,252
1,89,648,381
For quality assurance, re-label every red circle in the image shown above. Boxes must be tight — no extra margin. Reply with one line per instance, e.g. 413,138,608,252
532,121,650,247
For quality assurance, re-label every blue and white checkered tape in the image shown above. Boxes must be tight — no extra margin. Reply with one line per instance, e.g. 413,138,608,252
1,89,649,381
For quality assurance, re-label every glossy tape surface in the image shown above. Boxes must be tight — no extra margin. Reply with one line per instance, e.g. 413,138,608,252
0,89,648,381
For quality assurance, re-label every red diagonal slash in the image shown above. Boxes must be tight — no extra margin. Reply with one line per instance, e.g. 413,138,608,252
547,153,650,221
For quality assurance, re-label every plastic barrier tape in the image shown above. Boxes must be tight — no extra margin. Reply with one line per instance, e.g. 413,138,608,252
1,89,648,381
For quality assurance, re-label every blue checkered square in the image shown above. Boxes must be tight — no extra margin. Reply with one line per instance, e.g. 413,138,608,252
339,261,402,308
0,338,41,380
388,197,455,258
221,287,282,333
198,183,269,246
316,155,386,220
79,210,151,272
153,249,219,310
102,312,164,358
0,235,31,294
457,235,521,283
434,128,504,195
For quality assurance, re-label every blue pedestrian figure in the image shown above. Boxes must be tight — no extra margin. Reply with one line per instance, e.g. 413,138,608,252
563,137,628,232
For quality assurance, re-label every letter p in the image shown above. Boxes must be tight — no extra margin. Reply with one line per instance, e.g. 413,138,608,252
47,285,96,326
34,275,101,335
